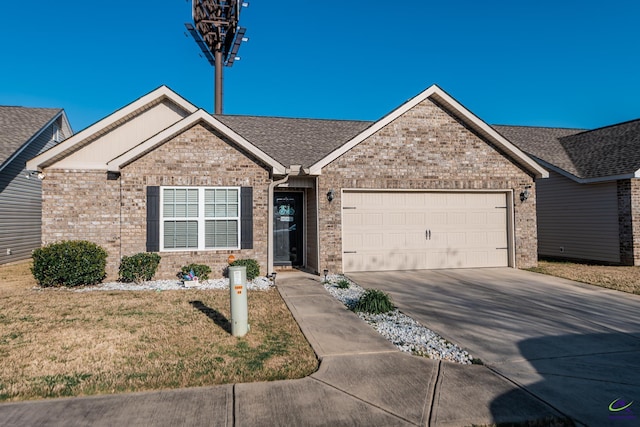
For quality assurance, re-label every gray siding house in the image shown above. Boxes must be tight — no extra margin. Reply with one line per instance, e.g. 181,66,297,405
496,121,640,266
0,107,72,264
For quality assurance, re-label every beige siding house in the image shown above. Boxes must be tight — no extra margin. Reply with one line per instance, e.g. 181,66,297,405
496,122,640,265
28,85,547,280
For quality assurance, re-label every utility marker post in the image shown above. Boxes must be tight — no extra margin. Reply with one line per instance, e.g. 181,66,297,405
229,265,248,337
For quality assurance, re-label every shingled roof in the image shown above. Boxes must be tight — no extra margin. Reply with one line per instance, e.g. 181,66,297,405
214,115,374,168
497,120,640,179
493,125,584,177
0,106,62,167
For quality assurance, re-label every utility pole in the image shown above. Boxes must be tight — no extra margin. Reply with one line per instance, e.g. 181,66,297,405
185,0,248,114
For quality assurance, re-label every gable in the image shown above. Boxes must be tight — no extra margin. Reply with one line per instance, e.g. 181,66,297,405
323,98,530,179
0,107,64,169
310,85,548,178
27,86,197,171
53,99,190,170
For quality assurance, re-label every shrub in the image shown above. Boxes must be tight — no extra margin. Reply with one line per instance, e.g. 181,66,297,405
180,263,211,281
31,240,108,287
336,278,350,289
354,289,394,314
119,253,161,283
229,258,260,281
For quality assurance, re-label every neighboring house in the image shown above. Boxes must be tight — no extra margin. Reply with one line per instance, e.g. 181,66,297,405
495,121,640,266
0,107,72,264
27,85,547,279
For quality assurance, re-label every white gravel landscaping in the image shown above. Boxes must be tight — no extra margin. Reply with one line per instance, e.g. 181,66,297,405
323,274,474,364
72,276,274,292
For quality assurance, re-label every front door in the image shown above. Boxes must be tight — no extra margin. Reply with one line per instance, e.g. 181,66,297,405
274,192,304,266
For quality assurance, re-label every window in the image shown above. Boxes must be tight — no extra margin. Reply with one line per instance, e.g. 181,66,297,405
52,123,61,142
160,187,240,251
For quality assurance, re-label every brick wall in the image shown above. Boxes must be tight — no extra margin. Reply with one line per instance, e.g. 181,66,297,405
41,170,121,275
633,179,640,266
620,178,640,266
43,123,271,280
317,98,539,272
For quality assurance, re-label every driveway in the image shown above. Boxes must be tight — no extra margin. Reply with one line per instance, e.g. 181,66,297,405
348,268,640,427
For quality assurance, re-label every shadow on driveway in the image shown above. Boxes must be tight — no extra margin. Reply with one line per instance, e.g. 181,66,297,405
491,333,640,427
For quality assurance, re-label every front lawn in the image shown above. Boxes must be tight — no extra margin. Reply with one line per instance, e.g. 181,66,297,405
0,262,317,401
528,260,640,295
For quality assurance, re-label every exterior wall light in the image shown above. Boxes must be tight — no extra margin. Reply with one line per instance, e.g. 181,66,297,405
327,189,335,202
520,185,531,202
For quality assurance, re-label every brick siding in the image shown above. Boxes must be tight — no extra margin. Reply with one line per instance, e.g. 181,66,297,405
42,123,271,280
619,178,640,265
317,98,539,272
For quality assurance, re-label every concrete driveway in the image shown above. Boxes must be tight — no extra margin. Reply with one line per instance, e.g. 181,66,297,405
348,268,640,427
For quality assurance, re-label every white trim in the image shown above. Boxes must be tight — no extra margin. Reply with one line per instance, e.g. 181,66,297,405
106,109,287,175
506,189,516,268
27,86,198,171
159,186,241,252
309,85,548,179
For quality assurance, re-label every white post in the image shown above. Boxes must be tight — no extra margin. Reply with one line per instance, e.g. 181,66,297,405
229,265,248,337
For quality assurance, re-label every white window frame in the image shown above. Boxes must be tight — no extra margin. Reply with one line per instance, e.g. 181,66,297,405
159,186,241,251
52,123,61,142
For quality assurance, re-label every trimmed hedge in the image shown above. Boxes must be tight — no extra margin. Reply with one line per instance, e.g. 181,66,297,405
119,253,161,283
31,240,108,287
229,258,260,281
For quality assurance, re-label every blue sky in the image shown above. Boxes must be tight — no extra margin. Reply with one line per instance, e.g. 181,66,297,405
1,1,639,132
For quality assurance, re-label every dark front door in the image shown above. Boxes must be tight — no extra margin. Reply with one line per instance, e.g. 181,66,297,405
274,192,304,266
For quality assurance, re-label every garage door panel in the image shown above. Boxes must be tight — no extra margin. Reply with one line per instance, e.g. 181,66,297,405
387,213,405,226
343,191,510,272
387,233,406,247
363,213,383,226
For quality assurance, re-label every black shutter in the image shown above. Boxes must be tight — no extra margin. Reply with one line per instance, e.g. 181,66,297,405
146,186,160,252
240,187,253,249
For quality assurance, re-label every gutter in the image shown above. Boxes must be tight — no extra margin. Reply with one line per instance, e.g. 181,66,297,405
267,175,290,276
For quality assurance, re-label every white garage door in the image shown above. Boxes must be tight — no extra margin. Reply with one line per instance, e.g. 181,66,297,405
342,191,510,272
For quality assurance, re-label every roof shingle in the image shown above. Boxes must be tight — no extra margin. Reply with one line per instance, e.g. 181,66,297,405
214,115,374,168
496,120,640,179
0,106,62,167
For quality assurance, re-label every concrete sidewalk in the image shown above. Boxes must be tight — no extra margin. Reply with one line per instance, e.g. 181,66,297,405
0,271,565,426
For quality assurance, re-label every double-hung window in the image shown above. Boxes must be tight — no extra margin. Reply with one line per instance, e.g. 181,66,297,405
161,187,240,251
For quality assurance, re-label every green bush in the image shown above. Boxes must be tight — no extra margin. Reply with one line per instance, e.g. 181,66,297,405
31,240,108,287
180,263,211,281
354,289,395,314
336,278,350,289
119,253,161,283
229,258,260,281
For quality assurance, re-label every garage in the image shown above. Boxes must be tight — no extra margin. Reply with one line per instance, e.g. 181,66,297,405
342,191,511,272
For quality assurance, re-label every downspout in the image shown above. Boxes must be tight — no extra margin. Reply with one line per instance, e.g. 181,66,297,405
267,175,289,276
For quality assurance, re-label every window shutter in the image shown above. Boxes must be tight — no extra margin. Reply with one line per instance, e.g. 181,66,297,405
146,186,160,252
240,187,253,249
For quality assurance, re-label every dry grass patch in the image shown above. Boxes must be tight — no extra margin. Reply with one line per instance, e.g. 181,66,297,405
0,262,318,402
529,260,640,295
